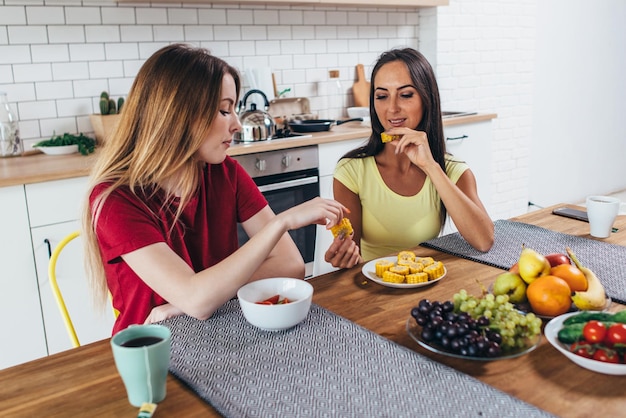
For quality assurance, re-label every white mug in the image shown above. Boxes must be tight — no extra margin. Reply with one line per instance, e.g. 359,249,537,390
586,196,622,238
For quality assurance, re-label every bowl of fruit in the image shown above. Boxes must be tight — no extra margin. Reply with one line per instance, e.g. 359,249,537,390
544,310,626,375
237,277,313,331
492,247,610,319
407,291,543,361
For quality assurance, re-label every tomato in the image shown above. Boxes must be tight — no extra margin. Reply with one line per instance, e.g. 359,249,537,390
570,342,595,359
605,323,626,347
257,294,280,305
583,320,607,343
592,348,620,364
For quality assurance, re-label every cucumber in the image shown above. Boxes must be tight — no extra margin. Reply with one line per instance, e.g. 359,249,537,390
557,323,585,344
562,311,618,325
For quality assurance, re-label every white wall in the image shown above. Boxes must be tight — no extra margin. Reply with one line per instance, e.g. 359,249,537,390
529,0,626,207
0,1,420,148
435,0,538,220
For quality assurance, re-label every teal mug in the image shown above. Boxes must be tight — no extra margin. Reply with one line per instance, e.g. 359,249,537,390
110,324,171,407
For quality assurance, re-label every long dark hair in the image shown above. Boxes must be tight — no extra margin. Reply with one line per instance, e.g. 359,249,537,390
342,47,448,228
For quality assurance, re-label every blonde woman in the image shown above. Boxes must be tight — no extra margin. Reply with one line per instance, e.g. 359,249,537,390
83,44,347,334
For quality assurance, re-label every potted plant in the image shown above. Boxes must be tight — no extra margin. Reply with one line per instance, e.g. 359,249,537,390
33,132,96,156
89,91,124,144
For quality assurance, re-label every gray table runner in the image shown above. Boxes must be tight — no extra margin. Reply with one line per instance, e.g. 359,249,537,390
161,299,554,418
421,219,626,304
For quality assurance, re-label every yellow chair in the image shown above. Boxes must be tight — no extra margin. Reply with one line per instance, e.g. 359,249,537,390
48,231,81,348
48,231,119,348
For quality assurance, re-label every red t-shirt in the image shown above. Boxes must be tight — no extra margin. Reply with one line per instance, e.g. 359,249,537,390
91,157,267,334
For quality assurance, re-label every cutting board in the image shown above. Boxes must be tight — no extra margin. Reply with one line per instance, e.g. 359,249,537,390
352,64,370,107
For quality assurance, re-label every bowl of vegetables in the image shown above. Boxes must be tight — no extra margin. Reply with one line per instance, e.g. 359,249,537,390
33,133,96,156
237,277,313,331
545,310,626,375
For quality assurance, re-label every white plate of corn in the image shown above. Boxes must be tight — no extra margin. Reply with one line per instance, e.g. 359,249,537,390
361,255,447,289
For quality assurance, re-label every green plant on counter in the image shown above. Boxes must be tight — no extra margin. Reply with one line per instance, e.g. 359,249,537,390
34,132,96,155
99,91,125,115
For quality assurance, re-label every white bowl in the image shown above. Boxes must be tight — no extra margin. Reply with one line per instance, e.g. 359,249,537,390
347,107,369,119
545,312,626,375
237,278,313,331
34,144,79,155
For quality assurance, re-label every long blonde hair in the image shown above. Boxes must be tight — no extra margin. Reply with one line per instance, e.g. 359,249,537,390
82,43,241,310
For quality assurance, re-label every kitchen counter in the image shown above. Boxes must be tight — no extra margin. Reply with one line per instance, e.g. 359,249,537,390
0,113,496,188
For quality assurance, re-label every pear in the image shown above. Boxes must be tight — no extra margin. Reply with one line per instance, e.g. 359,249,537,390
493,272,527,304
518,247,551,284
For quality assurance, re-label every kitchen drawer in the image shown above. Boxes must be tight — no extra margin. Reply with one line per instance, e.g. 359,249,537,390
25,177,89,228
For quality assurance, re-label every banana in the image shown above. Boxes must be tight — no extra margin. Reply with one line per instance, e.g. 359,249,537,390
566,247,607,310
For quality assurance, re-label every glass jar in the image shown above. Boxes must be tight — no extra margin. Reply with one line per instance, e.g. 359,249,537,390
327,70,343,120
0,92,23,157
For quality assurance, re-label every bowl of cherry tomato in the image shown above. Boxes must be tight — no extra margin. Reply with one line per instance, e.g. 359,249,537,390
237,277,313,331
545,311,626,375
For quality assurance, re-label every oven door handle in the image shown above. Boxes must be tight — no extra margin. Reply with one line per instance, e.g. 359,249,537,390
257,176,319,193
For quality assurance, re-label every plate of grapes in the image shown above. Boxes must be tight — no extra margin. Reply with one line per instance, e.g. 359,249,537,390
406,291,542,361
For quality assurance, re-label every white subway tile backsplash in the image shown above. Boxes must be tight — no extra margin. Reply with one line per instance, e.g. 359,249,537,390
154,25,185,42
19,99,57,120
52,62,89,81
8,26,47,44
267,26,291,41
242,26,267,41
279,11,303,26
0,66,13,84
229,40,256,57
104,43,138,61
69,43,105,62
31,44,68,64
202,41,229,57
198,9,226,25
168,8,198,25
86,25,121,43
136,8,168,25
303,11,325,25
56,97,92,117
292,26,315,40
120,25,152,43
215,25,241,41
0,6,27,25
40,116,78,138
227,10,254,25
253,10,279,25
101,7,136,25
87,60,123,79
185,26,214,41
65,6,101,25
13,63,51,83
326,11,348,26
26,6,65,25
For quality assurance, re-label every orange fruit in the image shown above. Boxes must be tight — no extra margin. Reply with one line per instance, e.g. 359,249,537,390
526,275,572,317
550,264,588,292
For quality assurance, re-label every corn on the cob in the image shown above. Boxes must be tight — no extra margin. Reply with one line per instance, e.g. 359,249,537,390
389,265,409,276
375,260,394,277
330,217,353,238
381,132,400,143
397,251,416,263
424,261,445,280
406,272,429,284
382,270,405,283
408,262,424,274
416,256,434,267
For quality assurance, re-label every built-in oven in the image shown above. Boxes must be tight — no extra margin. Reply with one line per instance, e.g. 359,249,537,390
232,145,319,278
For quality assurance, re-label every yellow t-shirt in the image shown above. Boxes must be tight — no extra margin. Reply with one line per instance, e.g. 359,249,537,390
334,155,469,261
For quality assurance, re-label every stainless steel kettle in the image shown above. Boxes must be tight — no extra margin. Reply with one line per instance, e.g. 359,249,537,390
234,89,276,142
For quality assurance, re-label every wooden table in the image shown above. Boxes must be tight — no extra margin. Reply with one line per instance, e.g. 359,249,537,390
1,204,624,417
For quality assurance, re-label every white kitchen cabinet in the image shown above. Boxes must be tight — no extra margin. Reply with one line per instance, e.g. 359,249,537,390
314,137,367,277
443,119,493,235
25,177,115,355
0,186,48,369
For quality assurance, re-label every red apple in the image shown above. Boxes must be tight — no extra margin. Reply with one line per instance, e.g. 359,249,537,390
544,253,571,267
509,262,520,274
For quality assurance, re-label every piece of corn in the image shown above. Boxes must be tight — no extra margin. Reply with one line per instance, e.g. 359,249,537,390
382,270,405,283
330,217,354,238
406,272,429,284
389,265,409,276
397,250,416,263
375,260,394,277
424,261,445,280
381,132,401,143
416,256,434,267
407,262,424,274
